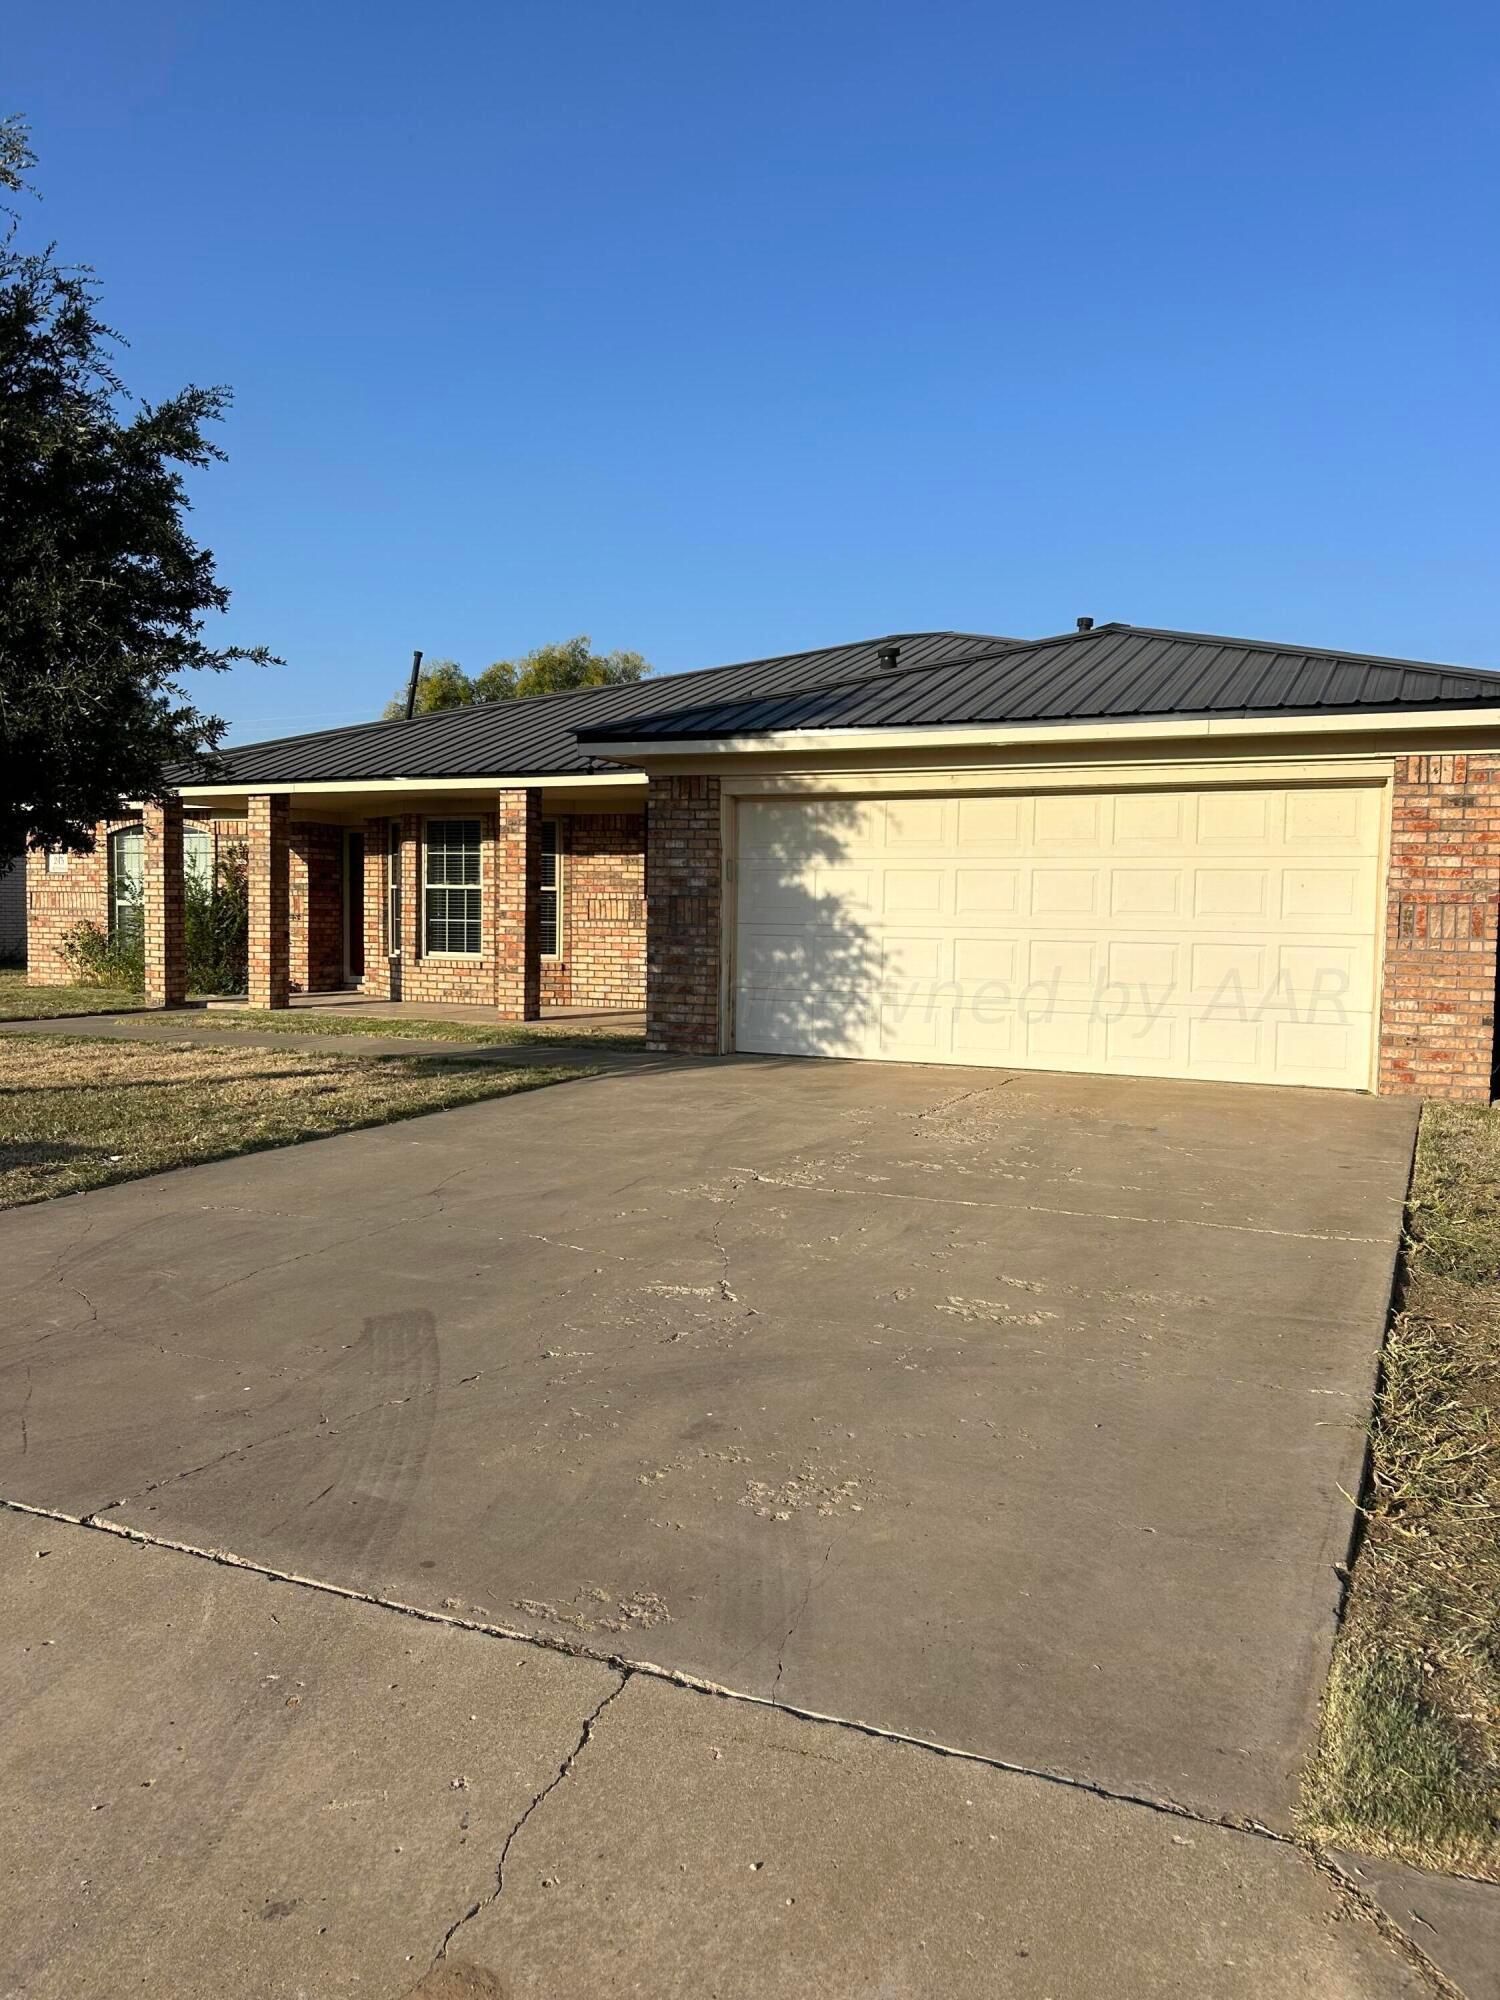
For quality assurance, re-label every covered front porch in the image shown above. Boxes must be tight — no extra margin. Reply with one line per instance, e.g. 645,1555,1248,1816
137,776,648,1024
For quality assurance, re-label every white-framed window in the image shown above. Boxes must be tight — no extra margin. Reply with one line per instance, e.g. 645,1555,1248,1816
540,819,561,958
105,823,212,939
387,824,402,955
184,824,213,888
423,818,482,955
107,827,144,938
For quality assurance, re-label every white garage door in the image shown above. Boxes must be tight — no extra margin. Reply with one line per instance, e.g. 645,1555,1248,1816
733,785,1383,1090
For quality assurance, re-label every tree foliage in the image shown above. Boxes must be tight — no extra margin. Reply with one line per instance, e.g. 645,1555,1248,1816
0,117,274,854
379,658,473,719
381,636,650,719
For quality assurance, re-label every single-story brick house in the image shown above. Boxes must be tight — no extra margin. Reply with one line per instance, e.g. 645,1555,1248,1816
27,621,1500,1099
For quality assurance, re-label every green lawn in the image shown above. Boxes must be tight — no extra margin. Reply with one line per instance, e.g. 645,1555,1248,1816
0,968,143,1020
1300,1102,1500,1878
0,1033,588,1208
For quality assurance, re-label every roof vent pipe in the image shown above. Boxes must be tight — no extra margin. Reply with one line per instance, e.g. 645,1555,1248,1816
1076,617,1094,632
876,642,902,670
403,648,424,719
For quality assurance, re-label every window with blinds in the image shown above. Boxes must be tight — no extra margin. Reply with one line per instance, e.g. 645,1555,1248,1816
540,820,560,958
424,819,482,954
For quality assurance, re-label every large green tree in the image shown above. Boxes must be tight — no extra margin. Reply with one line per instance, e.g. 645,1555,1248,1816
379,658,473,719
0,116,272,855
381,635,650,719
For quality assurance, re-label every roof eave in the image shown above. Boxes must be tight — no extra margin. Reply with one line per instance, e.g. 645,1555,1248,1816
581,704,1500,761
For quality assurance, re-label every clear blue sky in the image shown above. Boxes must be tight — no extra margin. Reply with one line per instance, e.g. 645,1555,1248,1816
9,0,1498,741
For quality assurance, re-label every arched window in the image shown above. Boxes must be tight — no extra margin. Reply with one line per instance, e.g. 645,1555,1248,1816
108,822,213,938
107,827,144,939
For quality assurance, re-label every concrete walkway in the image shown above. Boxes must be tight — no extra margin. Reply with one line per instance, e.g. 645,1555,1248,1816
2,1049,1490,1994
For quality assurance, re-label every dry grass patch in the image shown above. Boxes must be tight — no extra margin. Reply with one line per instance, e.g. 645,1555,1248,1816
1300,1101,1500,1877
0,969,142,1021
184,1007,646,1049
0,1035,586,1208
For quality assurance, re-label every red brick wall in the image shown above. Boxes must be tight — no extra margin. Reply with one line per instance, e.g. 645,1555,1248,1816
289,823,344,993
645,775,723,1054
1379,752,1500,1100
26,815,242,985
395,809,505,1006
27,831,119,982
545,812,646,1010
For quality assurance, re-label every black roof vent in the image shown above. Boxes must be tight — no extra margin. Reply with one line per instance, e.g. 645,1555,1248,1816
876,641,902,670
1076,617,1094,632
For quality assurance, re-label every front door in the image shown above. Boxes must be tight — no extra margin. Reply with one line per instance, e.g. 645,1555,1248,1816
344,831,365,983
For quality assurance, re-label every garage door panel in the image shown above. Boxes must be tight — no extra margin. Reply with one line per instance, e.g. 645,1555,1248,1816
735,786,1380,1090
1108,939,1181,991
881,868,949,917
882,798,951,849
954,866,1020,915
1031,868,1100,916
880,933,945,986
953,935,1022,985
1110,867,1182,917
955,795,1026,849
1028,938,1099,990
1112,792,1187,844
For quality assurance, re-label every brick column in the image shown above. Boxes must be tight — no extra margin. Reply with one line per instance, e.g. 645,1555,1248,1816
494,788,541,1020
1379,752,1500,1100
645,775,723,1054
400,812,421,990
247,793,291,1010
360,817,392,998
142,800,187,1007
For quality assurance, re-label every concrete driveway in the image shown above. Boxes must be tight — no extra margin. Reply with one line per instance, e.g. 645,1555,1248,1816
1,1052,1438,1995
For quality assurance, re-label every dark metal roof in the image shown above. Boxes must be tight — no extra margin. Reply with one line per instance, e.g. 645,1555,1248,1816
576,624,1500,743
173,632,1013,786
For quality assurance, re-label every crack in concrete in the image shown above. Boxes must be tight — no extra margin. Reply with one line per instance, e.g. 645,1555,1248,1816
771,1544,832,1702
725,1166,1391,1244
0,1494,1301,1834
0,1496,1461,1996
431,1673,629,1965
708,1178,745,1306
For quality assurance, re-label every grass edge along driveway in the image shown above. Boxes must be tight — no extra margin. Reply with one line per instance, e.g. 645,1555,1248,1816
1300,1100,1500,1879
0,1032,590,1208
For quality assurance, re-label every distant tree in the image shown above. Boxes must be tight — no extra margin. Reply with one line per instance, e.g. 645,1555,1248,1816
0,116,274,856
380,637,651,717
379,658,476,720
475,636,650,702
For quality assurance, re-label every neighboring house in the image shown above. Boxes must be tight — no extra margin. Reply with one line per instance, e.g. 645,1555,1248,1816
0,853,26,963
25,622,1500,1100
